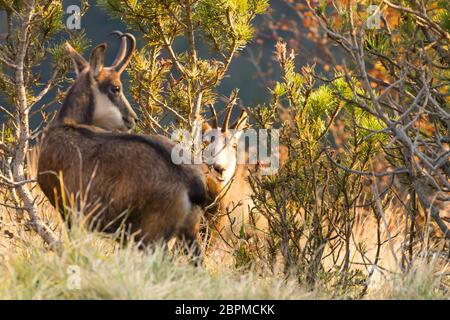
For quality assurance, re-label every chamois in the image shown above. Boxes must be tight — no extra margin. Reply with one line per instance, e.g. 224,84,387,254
202,104,268,252
37,33,206,256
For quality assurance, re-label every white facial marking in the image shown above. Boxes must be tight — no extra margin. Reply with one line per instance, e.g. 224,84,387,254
92,86,125,131
205,128,238,186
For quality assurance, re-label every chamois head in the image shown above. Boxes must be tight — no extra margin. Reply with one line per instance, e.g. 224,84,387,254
203,104,248,187
58,32,138,132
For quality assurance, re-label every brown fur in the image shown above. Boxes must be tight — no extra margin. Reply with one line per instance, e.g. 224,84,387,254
205,164,262,242
202,107,289,253
38,123,205,246
201,108,268,253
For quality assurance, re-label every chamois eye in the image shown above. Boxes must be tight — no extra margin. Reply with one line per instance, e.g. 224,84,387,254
110,85,121,95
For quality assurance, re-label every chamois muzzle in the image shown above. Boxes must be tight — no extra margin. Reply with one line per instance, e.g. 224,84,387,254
123,115,137,131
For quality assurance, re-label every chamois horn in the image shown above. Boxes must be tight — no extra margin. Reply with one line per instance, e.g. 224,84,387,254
117,33,136,74
221,103,234,133
110,31,128,68
208,104,218,129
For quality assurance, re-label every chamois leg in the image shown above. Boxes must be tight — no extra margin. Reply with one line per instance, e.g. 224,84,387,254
187,237,202,267
175,205,203,266
173,234,202,266
131,230,176,262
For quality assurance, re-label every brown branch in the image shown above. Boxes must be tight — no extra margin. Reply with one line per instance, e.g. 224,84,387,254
383,0,450,41
326,150,408,177
414,180,450,240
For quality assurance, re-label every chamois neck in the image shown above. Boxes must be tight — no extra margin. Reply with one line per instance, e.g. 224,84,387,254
58,72,94,126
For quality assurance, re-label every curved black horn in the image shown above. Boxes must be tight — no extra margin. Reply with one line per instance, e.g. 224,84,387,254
110,30,127,68
117,33,136,74
208,104,218,128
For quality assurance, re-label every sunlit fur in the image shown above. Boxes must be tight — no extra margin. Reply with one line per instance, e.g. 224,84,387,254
202,108,268,254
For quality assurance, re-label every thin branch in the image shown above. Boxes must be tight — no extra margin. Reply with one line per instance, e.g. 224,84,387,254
10,0,61,250
326,150,408,177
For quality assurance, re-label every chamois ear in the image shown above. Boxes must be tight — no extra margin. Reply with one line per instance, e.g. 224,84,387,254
202,121,212,133
64,42,88,76
89,43,107,78
231,109,249,131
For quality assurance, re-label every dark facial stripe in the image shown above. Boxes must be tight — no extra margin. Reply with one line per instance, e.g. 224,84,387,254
85,90,95,124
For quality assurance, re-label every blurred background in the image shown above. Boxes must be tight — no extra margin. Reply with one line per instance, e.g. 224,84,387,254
1,0,333,125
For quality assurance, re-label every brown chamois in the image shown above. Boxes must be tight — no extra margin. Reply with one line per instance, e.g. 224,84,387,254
201,104,268,253
37,33,206,256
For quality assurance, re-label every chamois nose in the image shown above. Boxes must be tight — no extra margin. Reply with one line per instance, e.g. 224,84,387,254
213,164,225,175
123,116,136,130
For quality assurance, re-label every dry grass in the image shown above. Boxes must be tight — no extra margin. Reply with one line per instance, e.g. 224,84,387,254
0,150,448,300
0,212,314,299
1,193,448,300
